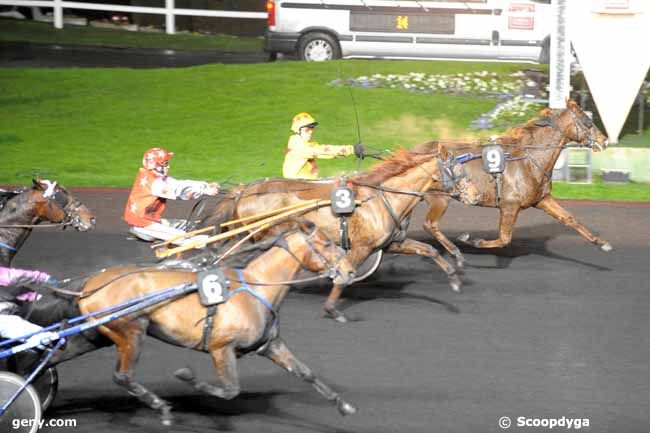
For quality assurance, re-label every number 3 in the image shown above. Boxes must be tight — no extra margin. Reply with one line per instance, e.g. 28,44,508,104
335,189,352,209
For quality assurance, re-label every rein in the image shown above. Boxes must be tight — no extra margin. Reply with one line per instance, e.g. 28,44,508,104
350,180,458,198
0,222,71,229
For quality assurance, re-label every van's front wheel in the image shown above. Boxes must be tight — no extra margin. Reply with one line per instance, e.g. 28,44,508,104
297,32,341,61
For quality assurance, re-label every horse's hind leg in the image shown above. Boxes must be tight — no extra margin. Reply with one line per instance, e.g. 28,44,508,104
102,321,174,425
386,238,461,293
174,345,240,399
258,337,357,416
458,204,520,248
423,196,466,268
535,195,612,251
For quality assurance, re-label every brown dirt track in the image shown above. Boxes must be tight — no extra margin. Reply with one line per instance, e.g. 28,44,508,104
8,190,650,433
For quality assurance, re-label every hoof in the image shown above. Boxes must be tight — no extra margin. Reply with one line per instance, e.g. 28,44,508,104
457,233,470,243
600,242,613,252
449,274,462,293
160,405,174,426
336,398,358,416
174,367,195,382
324,307,348,323
334,314,348,323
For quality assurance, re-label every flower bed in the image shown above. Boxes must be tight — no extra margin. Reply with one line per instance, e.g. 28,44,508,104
334,70,547,129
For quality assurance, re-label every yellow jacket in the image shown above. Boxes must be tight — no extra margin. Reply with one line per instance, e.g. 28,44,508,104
282,134,353,179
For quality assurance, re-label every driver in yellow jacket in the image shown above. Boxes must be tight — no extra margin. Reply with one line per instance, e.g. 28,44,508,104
282,112,356,179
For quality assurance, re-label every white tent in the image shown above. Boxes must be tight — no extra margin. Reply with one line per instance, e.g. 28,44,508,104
567,0,650,144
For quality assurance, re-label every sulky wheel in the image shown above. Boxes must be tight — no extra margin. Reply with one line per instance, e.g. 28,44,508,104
352,250,383,283
31,367,58,412
0,372,42,433
4,351,59,412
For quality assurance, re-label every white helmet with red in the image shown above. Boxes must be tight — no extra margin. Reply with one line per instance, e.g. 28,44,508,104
142,148,173,174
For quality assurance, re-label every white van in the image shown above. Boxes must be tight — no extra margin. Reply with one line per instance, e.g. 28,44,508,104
264,0,552,63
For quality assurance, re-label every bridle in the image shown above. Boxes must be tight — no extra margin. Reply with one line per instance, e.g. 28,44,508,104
272,224,349,283
523,107,600,181
0,182,85,229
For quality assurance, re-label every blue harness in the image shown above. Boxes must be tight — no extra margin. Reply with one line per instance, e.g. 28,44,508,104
0,241,16,251
231,269,278,327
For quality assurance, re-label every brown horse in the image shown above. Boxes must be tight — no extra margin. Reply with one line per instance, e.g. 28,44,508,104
0,178,96,265
77,222,356,424
418,101,609,268
200,143,481,322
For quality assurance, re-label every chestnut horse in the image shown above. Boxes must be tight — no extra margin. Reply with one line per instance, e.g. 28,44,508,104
200,143,481,322
76,222,356,424
418,101,609,268
0,179,96,265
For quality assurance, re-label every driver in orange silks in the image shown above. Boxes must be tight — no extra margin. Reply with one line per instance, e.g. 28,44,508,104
124,147,220,246
282,112,363,179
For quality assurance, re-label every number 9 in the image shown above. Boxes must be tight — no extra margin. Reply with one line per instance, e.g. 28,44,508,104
486,149,501,169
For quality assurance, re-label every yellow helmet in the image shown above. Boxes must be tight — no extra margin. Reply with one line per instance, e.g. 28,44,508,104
291,112,319,133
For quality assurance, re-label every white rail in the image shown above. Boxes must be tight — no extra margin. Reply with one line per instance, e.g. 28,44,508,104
0,0,266,34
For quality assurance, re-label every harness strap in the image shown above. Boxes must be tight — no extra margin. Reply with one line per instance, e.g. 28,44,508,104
0,241,16,251
525,150,554,182
377,189,410,249
199,305,218,351
379,189,402,229
232,269,278,326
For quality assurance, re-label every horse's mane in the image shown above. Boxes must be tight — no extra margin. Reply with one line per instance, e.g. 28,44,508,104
499,108,557,145
413,140,479,153
413,107,557,152
352,149,438,185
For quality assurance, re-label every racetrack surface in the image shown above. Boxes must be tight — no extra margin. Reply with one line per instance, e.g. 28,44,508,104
11,191,650,433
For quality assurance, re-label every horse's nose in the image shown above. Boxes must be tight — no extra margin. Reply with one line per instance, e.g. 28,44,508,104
90,217,97,226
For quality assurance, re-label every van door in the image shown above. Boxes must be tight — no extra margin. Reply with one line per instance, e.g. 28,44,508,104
497,0,550,62
345,1,501,60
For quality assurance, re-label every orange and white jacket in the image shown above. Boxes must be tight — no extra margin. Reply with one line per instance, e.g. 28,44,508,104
282,135,353,179
124,168,211,227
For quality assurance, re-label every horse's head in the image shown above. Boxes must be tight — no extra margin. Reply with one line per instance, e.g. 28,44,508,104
537,101,609,151
285,221,355,286
437,143,481,205
31,179,96,231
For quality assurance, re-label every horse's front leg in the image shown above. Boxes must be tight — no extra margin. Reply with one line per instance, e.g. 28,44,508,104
535,194,612,251
457,203,521,248
386,238,461,292
258,337,357,416
323,247,372,323
174,345,241,399
423,196,466,269
103,319,174,425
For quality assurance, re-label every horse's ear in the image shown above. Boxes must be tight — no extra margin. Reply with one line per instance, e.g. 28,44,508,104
32,178,45,190
437,142,449,159
566,99,579,111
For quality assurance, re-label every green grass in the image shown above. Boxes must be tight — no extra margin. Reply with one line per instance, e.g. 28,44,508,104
0,60,522,186
618,131,650,148
1,57,648,201
0,18,263,52
553,176,650,202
